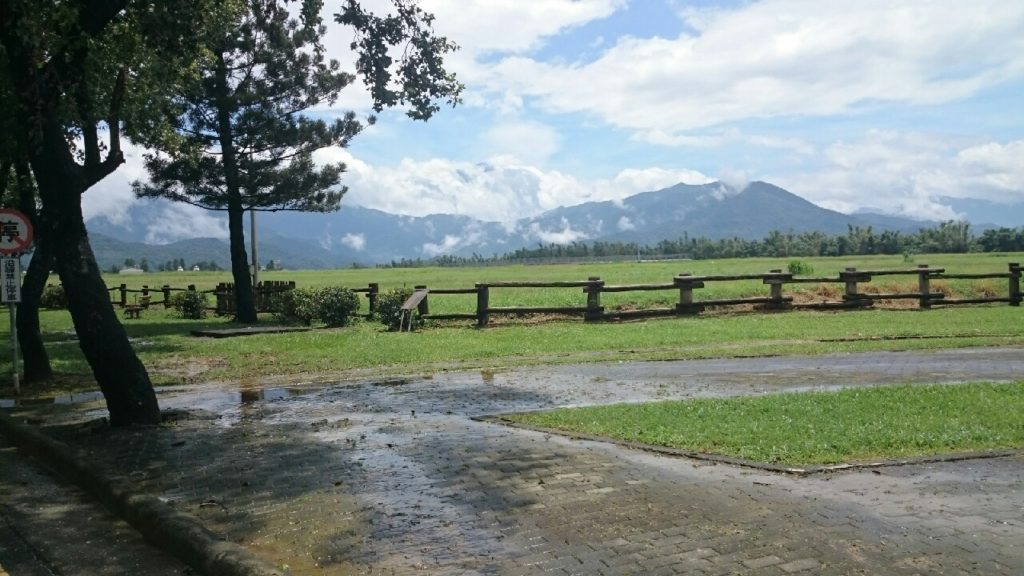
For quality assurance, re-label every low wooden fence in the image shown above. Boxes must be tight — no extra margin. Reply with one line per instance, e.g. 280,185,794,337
396,263,1021,327
108,283,201,308
213,281,295,315
107,281,297,315
99,263,1020,325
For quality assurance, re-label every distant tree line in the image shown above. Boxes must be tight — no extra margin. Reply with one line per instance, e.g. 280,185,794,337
378,221,1024,268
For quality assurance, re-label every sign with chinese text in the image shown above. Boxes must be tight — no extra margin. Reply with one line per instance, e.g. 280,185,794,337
1,257,20,303
0,209,33,255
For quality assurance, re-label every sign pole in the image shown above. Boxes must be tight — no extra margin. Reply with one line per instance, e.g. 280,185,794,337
0,209,33,395
9,299,17,395
2,256,21,395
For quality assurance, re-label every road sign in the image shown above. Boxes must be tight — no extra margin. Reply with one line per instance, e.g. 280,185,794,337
2,257,21,303
0,208,33,255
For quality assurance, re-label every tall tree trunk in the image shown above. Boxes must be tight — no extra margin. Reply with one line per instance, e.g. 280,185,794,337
215,51,257,324
17,236,53,383
11,160,53,383
30,123,159,426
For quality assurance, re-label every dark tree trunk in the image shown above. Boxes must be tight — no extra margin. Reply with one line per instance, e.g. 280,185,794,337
16,231,54,384
3,0,158,425
226,199,256,323
30,122,160,426
215,51,257,324
13,161,52,383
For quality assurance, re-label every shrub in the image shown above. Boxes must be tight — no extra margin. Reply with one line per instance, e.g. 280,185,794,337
170,290,208,319
271,287,318,325
787,260,814,276
375,288,418,331
316,286,361,327
39,285,67,309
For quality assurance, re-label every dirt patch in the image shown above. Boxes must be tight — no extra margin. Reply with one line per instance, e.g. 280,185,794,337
148,355,230,385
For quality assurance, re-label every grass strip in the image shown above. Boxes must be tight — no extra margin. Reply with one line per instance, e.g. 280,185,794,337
506,382,1024,466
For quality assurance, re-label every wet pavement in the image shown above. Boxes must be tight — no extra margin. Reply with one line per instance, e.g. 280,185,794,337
3,347,1024,575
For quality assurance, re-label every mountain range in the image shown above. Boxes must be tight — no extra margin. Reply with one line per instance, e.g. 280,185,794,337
85,181,951,269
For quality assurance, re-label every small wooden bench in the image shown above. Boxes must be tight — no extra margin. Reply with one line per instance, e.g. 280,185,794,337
398,290,428,331
124,295,151,319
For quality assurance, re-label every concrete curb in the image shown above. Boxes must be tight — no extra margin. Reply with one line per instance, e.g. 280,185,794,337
0,412,283,576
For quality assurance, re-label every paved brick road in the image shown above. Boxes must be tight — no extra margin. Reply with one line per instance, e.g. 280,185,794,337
17,348,1024,574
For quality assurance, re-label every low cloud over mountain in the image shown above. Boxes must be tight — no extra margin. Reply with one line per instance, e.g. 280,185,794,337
87,181,963,269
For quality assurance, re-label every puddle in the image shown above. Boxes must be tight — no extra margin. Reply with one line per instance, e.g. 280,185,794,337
239,387,295,403
372,378,412,388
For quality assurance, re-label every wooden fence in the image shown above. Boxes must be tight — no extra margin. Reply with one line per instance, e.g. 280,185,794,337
213,281,296,315
400,262,1021,327
98,262,1020,325
108,283,199,308
106,281,297,315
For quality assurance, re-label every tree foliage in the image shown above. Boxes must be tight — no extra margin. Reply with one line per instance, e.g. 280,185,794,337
0,0,214,424
134,0,462,323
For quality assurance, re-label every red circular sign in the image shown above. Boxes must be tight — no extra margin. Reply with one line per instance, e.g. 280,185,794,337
0,209,34,255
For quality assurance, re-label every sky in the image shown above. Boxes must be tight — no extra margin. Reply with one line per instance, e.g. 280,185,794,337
88,0,1024,240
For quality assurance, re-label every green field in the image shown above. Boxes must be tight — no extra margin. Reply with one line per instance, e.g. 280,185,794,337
1,253,1022,394
505,382,1024,466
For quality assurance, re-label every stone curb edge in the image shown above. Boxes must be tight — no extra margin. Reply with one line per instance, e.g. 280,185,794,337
476,414,1022,476
0,412,283,576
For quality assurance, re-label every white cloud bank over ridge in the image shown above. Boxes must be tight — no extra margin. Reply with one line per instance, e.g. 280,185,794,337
314,146,711,222
776,134,1024,221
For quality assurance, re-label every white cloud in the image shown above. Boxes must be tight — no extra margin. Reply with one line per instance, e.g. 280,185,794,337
482,121,562,165
422,234,463,257
313,0,627,115
773,133,1024,221
424,0,625,56
316,146,711,221
340,232,366,251
526,218,588,244
480,1,1024,137
144,204,228,244
617,215,635,231
82,141,150,226
421,226,485,256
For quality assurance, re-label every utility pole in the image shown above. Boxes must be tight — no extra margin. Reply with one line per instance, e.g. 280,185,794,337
250,208,258,288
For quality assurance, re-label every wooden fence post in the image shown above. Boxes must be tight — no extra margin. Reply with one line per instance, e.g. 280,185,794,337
367,283,379,315
119,284,127,307
141,285,149,302
476,284,490,327
917,264,932,309
162,285,171,307
675,273,704,315
1010,263,1021,307
841,267,861,306
765,269,791,309
415,285,429,315
215,282,231,315
584,276,604,321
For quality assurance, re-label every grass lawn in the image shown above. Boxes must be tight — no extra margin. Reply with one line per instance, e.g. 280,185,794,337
505,382,1024,467
1,305,1019,394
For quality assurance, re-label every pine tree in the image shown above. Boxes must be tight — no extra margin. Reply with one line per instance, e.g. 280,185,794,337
135,0,461,323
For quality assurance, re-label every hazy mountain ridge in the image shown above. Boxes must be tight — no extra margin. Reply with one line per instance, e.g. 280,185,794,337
86,181,955,269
